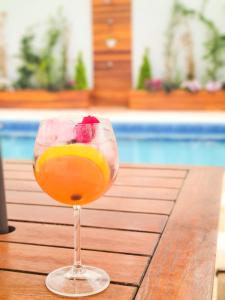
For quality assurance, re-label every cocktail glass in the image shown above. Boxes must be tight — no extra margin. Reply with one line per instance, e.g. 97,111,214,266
33,116,119,297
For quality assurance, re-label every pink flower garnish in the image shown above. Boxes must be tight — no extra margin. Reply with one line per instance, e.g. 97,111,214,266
82,116,100,124
75,115,100,143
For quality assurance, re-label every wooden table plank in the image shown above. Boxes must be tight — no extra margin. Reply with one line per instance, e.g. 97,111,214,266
6,191,175,214
0,271,136,300
0,221,159,256
135,167,223,300
115,176,184,188
105,185,179,200
0,243,147,285
5,179,179,200
4,160,32,164
117,167,187,179
7,203,168,233
3,169,184,188
3,161,188,178
4,170,35,180
217,272,225,300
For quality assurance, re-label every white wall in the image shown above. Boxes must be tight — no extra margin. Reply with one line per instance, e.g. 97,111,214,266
1,0,225,88
0,0,93,87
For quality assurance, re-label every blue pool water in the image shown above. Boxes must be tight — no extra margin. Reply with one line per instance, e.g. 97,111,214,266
1,121,225,167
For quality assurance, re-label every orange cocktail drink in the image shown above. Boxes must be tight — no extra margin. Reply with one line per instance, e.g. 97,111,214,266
34,144,111,206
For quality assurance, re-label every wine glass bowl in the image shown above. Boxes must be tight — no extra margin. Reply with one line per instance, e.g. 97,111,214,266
34,117,118,206
33,116,119,297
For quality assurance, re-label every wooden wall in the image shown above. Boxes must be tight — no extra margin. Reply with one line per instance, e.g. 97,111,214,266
92,0,132,106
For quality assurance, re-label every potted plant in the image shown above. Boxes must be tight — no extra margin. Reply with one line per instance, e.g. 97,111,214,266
129,1,225,110
0,11,90,108
130,76,225,110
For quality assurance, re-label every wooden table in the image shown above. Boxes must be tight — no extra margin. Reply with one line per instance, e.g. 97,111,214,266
0,161,223,300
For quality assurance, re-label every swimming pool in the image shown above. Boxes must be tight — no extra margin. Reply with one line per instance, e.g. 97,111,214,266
1,121,225,167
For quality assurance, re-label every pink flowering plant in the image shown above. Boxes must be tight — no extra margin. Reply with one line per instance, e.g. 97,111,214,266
65,80,76,90
144,79,163,92
205,81,222,92
144,78,180,93
182,80,201,93
142,77,225,94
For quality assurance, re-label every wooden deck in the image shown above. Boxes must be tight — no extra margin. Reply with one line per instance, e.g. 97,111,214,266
0,161,223,299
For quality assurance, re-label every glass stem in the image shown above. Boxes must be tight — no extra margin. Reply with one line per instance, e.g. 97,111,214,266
73,205,82,273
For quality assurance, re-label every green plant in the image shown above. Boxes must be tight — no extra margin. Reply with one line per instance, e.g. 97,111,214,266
162,81,181,93
180,27,195,80
164,0,198,82
136,49,152,90
36,12,68,90
164,0,225,82
200,18,225,80
59,25,69,90
174,2,225,81
164,0,181,81
74,53,88,90
14,31,40,89
14,10,69,90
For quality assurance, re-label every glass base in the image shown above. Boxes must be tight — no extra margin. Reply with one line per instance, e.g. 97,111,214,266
45,265,110,297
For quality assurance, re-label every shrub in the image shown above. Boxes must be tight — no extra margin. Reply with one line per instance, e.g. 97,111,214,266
74,53,88,90
136,49,152,90
14,31,39,89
